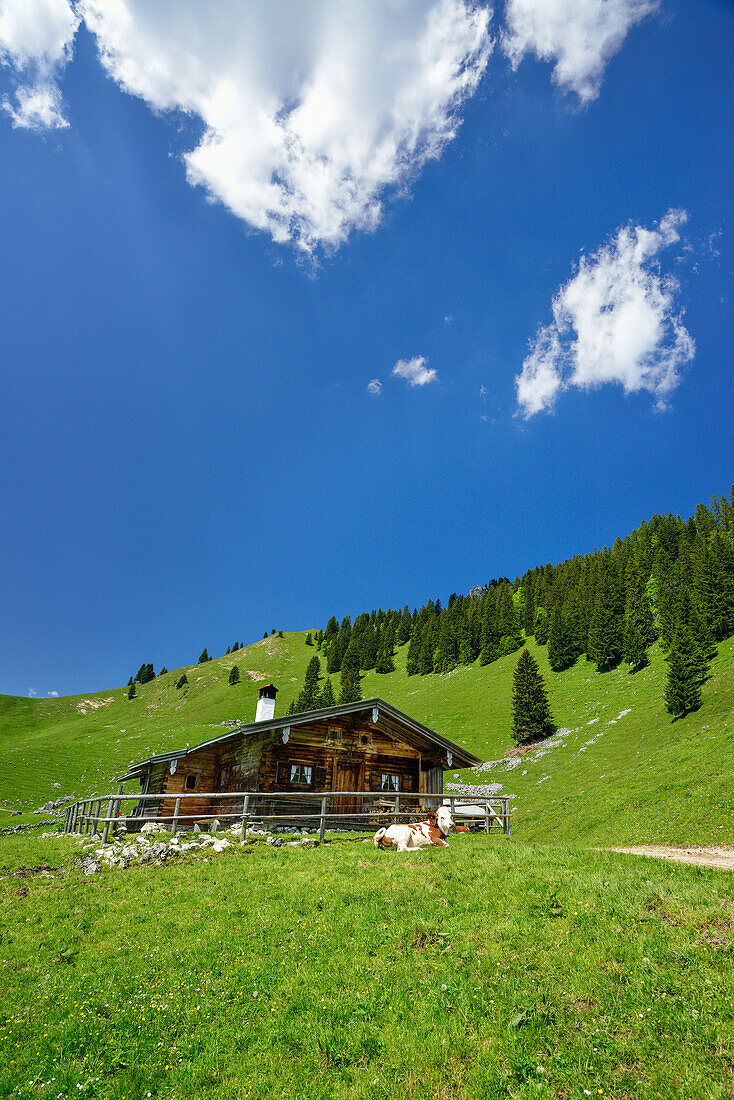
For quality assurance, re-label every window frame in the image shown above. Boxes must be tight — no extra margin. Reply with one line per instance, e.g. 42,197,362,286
380,772,400,793
288,762,313,787
185,774,197,791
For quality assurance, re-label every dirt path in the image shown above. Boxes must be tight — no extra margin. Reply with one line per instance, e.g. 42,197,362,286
605,845,734,871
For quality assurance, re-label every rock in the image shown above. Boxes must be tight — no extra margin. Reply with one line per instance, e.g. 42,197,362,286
193,823,201,833
210,819,220,833
141,822,164,834
266,836,282,847
54,783,61,789
77,855,102,875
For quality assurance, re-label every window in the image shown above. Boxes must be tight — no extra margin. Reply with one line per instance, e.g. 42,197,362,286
185,775,197,791
359,733,372,747
381,773,400,792
289,764,313,786
327,728,341,743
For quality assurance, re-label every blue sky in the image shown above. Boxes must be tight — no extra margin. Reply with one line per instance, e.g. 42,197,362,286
1,0,732,698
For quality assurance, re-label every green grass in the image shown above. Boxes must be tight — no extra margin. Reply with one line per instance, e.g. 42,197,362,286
1,632,732,847
1,833,733,1100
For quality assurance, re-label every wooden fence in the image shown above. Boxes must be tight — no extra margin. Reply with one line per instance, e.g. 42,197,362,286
63,790,511,844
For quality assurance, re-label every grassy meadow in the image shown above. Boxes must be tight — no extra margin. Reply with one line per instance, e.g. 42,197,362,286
2,831,734,1100
1,631,732,848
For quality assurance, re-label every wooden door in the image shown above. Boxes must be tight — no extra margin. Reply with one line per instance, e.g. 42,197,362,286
333,758,363,818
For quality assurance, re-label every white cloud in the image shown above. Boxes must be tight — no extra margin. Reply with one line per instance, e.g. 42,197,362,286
48,689,59,696
479,383,488,399
28,687,37,697
367,378,383,397
0,0,79,129
79,0,493,253
515,209,695,417
392,356,438,387
502,0,657,103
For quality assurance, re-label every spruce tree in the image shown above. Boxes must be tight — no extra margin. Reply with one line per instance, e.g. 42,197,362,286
176,673,188,689
375,644,395,674
127,682,136,700
321,676,336,707
623,564,655,671
534,607,550,645
225,645,231,655
664,618,703,717
159,667,168,676
198,648,209,664
127,677,133,686
547,603,581,672
305,632,313,646
303,655,321,708
228,664,240,686
339,667,362,704
511,648,554,743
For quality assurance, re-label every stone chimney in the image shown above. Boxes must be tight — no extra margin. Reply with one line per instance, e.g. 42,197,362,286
255,683,278,722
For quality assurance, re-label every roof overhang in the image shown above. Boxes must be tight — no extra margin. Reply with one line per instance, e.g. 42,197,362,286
117,697,481,781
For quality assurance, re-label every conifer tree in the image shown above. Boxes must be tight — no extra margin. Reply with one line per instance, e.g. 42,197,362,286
278,630,283,638
547,603,581,672
228,664,240,686
339,667,362,704
198,648,209,664
127,682,136,700
320,676,336,707
623,564,655,671
375,644,395,674
587,561,624,671
534,607,550,645
127,677,133,686
225,646,231,655
176,673,188,689
664,618,703,717
159,667,168,676
511,648,554,743
305,632,313,646
302,655,321,708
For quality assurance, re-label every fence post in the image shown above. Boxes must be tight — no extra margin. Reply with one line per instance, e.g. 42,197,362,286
112,784,123,832
101,797,114,845
484,801,490,834
172,797,181,836
393,794,400,826
319,796,328,844
504,797,511,837
239,794,250,843
91,798,100,837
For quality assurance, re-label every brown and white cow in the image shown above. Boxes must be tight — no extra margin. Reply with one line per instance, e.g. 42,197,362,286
373,805,454,852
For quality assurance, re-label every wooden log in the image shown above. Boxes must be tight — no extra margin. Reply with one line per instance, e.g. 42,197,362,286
172,797,181,836
319,796,328,843
484,803,490,834
101,797,114,844
240,794,250,843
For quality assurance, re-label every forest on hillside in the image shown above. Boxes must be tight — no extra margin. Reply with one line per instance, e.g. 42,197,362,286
292,487,734,719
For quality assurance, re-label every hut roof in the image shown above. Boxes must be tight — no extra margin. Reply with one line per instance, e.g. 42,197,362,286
118,696,481,781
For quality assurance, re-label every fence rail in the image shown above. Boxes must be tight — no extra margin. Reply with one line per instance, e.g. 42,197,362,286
63,790,511,843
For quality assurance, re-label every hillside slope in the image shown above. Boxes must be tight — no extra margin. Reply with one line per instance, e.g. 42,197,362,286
1,632,732,846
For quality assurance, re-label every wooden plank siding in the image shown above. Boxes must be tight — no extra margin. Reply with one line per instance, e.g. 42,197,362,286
140,711,449,825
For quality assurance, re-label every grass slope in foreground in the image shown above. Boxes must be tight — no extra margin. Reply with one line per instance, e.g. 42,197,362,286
2,833,733,1100
1,634,732,848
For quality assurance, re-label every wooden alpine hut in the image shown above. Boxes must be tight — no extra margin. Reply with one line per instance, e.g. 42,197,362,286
118,684,481,827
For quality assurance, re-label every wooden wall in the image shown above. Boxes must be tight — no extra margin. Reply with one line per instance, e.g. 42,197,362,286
141,711,448,824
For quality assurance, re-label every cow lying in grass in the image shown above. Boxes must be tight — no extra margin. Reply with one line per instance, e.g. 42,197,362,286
373,806,454,852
